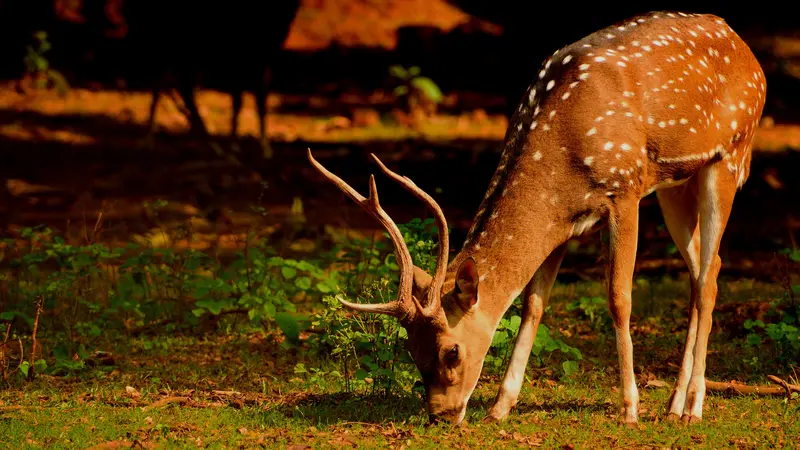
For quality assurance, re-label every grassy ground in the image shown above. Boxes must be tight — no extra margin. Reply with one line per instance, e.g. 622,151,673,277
1,276,797,449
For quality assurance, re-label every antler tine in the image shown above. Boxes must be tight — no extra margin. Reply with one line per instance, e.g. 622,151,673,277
307,148,422,320
369,153,450,317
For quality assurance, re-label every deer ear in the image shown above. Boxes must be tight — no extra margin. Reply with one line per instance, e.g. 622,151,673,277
455,257,479,310
412,265,433,299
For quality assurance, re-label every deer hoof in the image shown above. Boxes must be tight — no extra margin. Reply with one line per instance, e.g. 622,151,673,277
681,414,701,425
482,414,502,424
665,413,681,423
622,421,639,430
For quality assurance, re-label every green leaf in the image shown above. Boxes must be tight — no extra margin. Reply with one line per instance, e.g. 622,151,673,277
509,315,522,333
294,276,312,290
316,282,332,293
562,360,580,376
34,359,47,374
410,77,443,103
745,333,762,347
195,299,224,315
389,65,409,79
281,267,297,279
393,85,409,97
276,312,301,343
19,361,30,377
408,66,421,77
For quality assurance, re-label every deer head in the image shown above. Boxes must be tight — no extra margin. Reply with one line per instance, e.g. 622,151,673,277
308,149,495,424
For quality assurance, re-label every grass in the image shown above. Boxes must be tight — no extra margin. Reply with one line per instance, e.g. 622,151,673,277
1,275,798,449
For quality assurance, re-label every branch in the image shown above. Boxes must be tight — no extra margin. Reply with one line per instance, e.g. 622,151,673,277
705,376,800,397
27,296,43,381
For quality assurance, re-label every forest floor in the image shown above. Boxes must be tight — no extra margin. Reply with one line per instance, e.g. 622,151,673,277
0,276,798,449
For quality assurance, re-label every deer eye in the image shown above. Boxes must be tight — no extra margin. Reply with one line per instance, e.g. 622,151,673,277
445,345,459,363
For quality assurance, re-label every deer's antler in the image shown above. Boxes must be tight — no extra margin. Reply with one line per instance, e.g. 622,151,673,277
307,149,436,322
369,153,450,317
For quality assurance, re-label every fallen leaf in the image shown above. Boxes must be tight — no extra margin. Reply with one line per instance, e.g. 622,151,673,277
125,386,141,399
646,379,667,388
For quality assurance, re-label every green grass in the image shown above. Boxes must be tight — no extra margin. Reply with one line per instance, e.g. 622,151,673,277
2,277,798,449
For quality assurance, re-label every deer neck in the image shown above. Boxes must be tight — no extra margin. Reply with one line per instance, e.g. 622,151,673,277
445,131,588,324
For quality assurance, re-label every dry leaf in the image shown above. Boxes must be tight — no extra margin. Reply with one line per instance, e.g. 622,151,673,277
125,386,141,398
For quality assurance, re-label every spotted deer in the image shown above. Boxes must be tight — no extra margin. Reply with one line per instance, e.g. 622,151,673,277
308,11,765,427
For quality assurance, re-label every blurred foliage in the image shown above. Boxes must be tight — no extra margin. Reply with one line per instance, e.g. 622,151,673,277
22,31,69,96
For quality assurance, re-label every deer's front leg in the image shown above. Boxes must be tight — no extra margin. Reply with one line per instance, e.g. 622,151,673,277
486,243,567,421
607,202,640,427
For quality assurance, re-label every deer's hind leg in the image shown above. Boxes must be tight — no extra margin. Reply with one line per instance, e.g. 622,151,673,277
657,161,739,423
486,242,567,422
655,178,702,420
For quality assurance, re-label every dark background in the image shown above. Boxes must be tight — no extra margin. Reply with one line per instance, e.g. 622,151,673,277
0,0,797,279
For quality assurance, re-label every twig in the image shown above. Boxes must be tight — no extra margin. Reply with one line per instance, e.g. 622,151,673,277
211,390,242,396
28,295,43,381
0,323,10,382
705,375,800,397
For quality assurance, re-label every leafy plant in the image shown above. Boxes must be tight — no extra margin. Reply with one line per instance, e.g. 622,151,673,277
389,65,443,116
22,31,69,95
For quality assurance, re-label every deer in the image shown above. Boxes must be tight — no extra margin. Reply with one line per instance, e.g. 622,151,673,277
308,10,766,427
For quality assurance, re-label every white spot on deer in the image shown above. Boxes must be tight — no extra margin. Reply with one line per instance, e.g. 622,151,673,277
539,69,546,79
658,121,666,128
506,234,514,241
533,151,543,161
546,80,555,91
594,56,606,62
604,142,614,151
584,156,594,166
579,63,590,71
549,110,556,119
563,55,573,64
620,143,631,151
617,61,627,67
731,120,738,130
579,72,590,80
530,121,537,130
690,127,697,133
561,92,571,100
586,127,597,136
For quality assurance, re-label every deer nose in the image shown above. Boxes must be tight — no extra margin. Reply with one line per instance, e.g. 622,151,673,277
428,405,465,424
